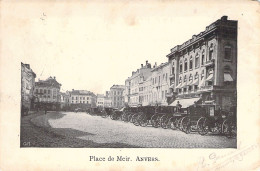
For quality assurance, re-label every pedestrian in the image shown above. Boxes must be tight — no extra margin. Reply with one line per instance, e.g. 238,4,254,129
45,106,47,114
176,101,182,113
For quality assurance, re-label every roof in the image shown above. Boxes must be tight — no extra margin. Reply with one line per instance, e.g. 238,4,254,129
110,85,125,89
35,76,61,88
97,94,105,98
69,90,96,96
151,62,169,72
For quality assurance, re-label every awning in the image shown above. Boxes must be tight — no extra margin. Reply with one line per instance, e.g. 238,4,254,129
224,73,233,81
175,83,182,89
192,79,199,85
206,74,213,81
181,82,187,88
169,98,201,108
187,80,193,86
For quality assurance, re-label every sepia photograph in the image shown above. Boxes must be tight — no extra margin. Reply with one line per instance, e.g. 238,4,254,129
1,0,260,170
21,15,237,148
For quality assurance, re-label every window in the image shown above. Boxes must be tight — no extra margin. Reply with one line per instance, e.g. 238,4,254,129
195,72,199,80
162,91,164,99
209,43,214,61
180,61,183,73
195,54,199,68
179,77,182,84
184,75,187,82
224,45,232,61
76,97,78,100
184,88,187,93
44,89,47,93
201,70,205,80
40,89,43,93
87,97,89,100
48,90,50,94
194,85,198,91
184,58,188,72
189,74,193,82
189,56,193,70
36,89,39,93
201,53,205,65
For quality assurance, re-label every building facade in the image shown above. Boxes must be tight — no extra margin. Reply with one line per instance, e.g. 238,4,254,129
110,85,125,108
96,94,105,108
167,16,237,110
34,76,62,110
125,60,152,107
150,62,170,106
21,63,36,113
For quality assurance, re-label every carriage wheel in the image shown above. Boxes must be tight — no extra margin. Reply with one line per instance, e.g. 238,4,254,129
160,115,168,129
179,116,188,131
222,119,237,138
101,112,108,118
132,115,140,126
139,116,148,127
183,118,191,134
198,117,209,135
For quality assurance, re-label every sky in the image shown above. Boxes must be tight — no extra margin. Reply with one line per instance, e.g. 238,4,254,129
3,0,256,95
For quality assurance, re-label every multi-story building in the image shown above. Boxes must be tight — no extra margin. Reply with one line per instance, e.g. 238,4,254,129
96,94,105,108
167,16,237,110
69,90,95,104
125,60,152,107
110,85,125,108
34,76,62,110
21,63,36,114
104,91,112,108
150,62,170,106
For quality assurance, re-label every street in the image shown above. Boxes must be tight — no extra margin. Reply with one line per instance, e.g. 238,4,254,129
23,112,236,148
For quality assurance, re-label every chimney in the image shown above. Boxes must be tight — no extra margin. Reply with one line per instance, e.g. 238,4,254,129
146,60,148,65
132,71,135,75
72,89,74,91
155,62,157,67
221,16,228,21
54,76,56,80
141,64,143,68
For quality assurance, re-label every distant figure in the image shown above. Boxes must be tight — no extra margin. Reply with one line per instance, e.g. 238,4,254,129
176,101,182,112
45,106,47,114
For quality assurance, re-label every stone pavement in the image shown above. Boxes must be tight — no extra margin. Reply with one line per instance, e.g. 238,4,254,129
28,112,237,148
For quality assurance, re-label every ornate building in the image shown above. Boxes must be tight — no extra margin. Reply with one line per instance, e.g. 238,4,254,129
34,76,62,110
68,89,96,110
125,60,152,107
21,63,36,114
167,16,237,110
150,62,170,106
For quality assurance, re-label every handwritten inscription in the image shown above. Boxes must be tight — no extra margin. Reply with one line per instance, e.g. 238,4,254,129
196,142,259,171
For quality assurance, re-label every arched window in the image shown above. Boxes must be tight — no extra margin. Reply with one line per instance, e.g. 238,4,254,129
189,56,193,70
184,58,188,72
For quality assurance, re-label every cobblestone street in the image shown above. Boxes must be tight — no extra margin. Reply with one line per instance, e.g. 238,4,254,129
23,112,236,148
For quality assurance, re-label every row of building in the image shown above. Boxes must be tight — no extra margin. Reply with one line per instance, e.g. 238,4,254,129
124,16,237,111
21,65,126,112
